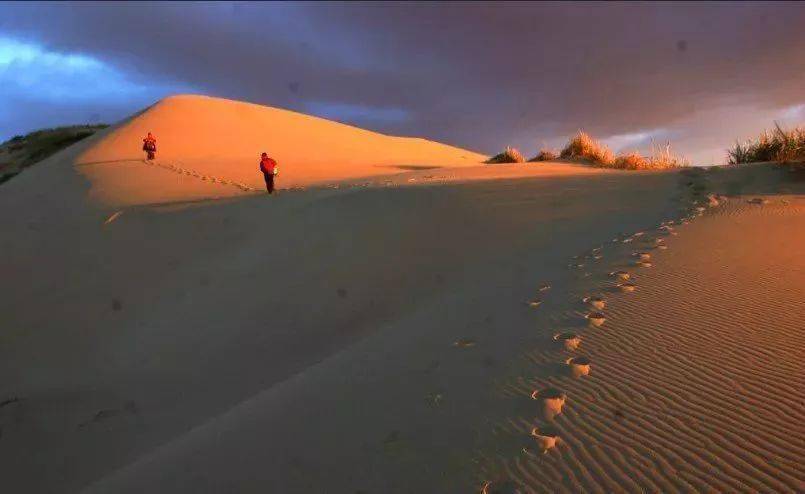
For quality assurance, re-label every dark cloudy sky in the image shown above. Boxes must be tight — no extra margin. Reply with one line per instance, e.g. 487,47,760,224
1,1,804,164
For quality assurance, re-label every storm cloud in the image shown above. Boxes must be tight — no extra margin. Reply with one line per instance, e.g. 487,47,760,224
1,1,804,164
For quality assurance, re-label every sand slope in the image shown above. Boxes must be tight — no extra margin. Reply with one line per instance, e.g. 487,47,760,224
75,94,486,205
488,192,805,493
0,152,677,493
2,114,803,494
76,165,804,494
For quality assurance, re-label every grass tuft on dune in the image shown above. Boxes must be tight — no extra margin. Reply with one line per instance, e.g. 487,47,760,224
560,131,615,166
528,149,558,162
612,142,688,170
486,146,525,164
559,131,687,170
728,123,805,165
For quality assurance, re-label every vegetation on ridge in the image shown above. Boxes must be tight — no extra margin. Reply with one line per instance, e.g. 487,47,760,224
0,124,107,185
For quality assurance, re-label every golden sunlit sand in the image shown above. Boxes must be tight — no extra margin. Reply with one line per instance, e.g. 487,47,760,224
1,95,803,493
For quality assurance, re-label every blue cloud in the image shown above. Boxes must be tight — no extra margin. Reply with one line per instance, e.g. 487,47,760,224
0,37,197,140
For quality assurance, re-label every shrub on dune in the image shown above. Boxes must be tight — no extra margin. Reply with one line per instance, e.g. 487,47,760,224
643,141,689,169
560,131,615,166
612,152,648,170
486,146,525,164
529,149,559,162
611,143,688,170
728,123,805,164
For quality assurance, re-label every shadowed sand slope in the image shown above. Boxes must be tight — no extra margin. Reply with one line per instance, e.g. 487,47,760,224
77,166,804,494
75,94,486,205
2,156,803,492
1,162,681,493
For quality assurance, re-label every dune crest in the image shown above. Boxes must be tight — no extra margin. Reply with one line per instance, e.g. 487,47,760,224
75,94,486,205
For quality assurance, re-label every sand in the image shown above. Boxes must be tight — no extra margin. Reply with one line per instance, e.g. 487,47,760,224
75,94,493,206
1,96,803,493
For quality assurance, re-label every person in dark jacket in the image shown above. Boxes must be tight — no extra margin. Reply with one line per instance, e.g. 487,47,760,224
259,152,278,194
142,132,157,160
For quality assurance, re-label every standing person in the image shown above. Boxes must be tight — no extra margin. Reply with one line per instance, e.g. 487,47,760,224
142,132,157,160
259,152,278,194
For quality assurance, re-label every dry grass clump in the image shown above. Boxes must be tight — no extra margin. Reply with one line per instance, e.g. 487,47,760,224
641,141,689,169
560,131,615,166
612,144,688,170
612,152,648,170
529,149,558,162
559,131,686,169
728,123,805,164
486,146,525,164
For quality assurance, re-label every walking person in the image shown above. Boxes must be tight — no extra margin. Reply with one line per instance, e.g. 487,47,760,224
142,132,157,160
259,152,278,194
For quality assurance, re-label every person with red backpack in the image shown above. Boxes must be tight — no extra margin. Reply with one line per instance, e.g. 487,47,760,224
142,132,157,160
259,152,278,194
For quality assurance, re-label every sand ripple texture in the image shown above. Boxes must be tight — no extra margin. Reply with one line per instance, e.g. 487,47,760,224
492,197,805,493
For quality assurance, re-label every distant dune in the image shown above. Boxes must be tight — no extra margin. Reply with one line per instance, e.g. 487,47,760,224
75,94,486,205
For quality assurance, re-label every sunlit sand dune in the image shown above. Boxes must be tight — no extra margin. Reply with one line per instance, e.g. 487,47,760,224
75,94,487,205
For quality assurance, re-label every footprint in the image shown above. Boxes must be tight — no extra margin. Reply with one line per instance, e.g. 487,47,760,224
0,396,21,409
538,283,552,292
481,480,524,494
610,270,631,281
566,356,591,378
748,197,769,205
528,427,561,454
586,312,606,327
632,252,651,261
636,261,652,268
77,401,139,430
617,282,637,292
531,388,567,421
554,332,581,351
453,338,477,348
582,296,605,310
527,298,543,308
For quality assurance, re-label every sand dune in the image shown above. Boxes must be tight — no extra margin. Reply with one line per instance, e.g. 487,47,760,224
1,99,803,494
74,94,487,206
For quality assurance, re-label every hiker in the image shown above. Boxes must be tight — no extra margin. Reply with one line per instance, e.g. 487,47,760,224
259,152,278,194
142,132,157,160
